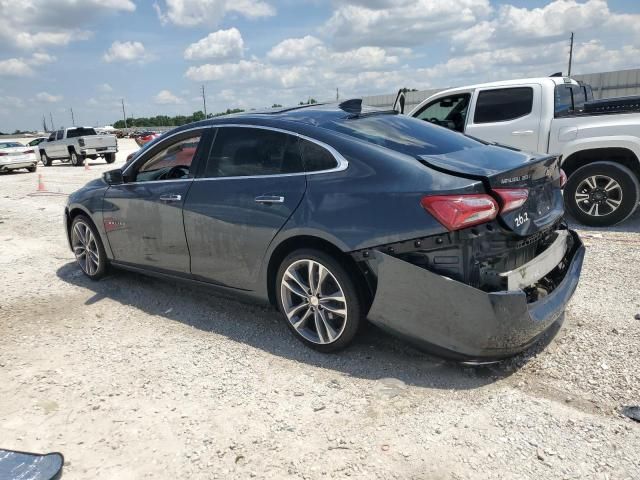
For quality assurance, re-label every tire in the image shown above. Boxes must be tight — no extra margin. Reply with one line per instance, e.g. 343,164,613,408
276,249,363,352
27,165,37,173
565,161,640,227
70,151,85,167
105,152,116,164
70,214,108,280
41,151,52,166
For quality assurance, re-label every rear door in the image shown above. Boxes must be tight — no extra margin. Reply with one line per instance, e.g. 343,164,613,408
103,128,210,273
183,125,307,290
465,84,543,153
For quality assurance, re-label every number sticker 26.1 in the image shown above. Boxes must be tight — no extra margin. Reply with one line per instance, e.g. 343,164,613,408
514,212,529,227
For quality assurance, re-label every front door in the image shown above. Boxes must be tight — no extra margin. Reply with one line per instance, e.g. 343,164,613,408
103,130,208,273
183,126,307,290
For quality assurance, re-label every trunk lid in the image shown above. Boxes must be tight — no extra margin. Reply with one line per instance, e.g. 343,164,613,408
419,145,564,236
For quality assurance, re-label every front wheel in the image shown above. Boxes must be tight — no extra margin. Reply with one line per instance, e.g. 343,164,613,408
565,161,640,227
276,249,363,352
70,151,85,167
70,215,108,280
41,151,52,166
105,152,116,164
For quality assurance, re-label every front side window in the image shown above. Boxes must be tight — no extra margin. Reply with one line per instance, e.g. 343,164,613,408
48,133,56,141
204,127,303,178
473,87,534,123
56,130,63,140
135,135,201,182
414,94,471,132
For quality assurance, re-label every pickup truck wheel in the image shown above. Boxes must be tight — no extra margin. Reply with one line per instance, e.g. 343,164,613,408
105,153,116,164
565,161,640,227
41,152,52,166
70,151,85,167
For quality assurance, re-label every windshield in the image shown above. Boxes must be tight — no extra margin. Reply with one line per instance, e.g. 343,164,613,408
0,142,24,148
322,114,482,156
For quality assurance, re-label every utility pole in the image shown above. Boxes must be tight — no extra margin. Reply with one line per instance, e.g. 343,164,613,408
49,112,55,131
567,32,574,77
336,88,339,101
121,99,127,129
42,115,48,132
201,84,207,117
70,107,75,126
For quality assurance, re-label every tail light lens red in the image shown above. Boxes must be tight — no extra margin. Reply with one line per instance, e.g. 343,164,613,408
0,152,7,156
560,168,567,188
24,149,34,154
493,188,529,213
421,194,498,231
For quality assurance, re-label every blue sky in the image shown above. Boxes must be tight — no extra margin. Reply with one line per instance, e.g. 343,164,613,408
0,0,639,131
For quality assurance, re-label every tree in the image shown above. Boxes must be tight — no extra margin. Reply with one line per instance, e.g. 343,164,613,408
272,103,282,108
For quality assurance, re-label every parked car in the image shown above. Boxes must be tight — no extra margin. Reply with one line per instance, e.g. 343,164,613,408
64,101,584,361
134,131,162,147
406,76,640,226
39,127,118,167
0,141,38,173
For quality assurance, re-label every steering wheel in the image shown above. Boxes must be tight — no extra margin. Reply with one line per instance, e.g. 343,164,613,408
164,165,190,179
427,117,442,125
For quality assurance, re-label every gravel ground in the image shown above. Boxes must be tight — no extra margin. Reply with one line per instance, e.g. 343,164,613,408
0,139,639,479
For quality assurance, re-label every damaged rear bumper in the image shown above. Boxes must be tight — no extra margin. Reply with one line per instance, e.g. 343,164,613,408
364,230,585,361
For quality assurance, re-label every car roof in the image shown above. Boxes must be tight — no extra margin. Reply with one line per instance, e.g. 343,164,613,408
429,76,579,97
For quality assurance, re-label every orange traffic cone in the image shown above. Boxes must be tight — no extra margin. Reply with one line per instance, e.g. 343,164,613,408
84,161,90,171
37,174,47,192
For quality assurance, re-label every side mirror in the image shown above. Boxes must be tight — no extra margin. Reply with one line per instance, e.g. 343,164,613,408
103,169,124,185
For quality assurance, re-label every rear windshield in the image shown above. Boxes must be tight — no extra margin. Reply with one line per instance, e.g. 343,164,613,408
322,114,482,156
0,142,23,148
67,128,97,138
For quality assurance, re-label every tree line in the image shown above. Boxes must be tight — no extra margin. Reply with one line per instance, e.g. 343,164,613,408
112,108,246,129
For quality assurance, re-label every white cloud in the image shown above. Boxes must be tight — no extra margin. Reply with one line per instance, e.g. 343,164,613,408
184,28,244,60
154,90,184,104
0,96,24,109
98,83,113,93
325,0,492,48
103,41,149,63
267,36,324,63
0,0,134,50
30,52,56,65
0,58,34,76
36,92,63,103
154,0,275,27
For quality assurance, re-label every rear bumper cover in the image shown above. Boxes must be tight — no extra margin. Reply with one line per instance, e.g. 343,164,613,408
365,229,584,361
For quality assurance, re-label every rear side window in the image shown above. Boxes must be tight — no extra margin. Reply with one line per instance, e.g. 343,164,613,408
473,87,534,123
56,130,63,140
323,114,482,156
204,127,303,178
300,138,337,172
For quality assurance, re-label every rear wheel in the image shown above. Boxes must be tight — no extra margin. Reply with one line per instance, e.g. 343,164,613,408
70,215,107,280
565,161,640,226
41,151,52,166
70,151,85,167
27,164,37,172
276,249,363,352
105,152,116,164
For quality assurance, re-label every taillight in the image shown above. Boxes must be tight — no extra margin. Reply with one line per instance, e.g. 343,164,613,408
493,188,529,213
421,194,498,231
560,169,567,188
24,149,34,154
0,152,7,156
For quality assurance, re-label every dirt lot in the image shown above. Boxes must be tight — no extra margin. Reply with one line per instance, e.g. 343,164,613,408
1,138,639,479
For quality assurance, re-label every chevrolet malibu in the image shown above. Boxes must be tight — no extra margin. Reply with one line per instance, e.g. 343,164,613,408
64,101,584,361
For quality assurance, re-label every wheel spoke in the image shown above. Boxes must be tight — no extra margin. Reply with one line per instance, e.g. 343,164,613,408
317,309,337,342
285,270,310,295
307,260,316,295
282,276,307,299
316,264,328,295
292,307,313,330
575,193,589,201
585,176,598,190
604,178,620,192
319,292,345,304
320,304,346,317
606,199,621,210
285,301,309,320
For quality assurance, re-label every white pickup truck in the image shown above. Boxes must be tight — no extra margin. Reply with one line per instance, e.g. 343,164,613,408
406,76,640,226
39,127,118,167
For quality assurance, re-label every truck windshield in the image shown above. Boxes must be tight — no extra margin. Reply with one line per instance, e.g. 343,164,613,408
67,128,97,138
322,114,482,156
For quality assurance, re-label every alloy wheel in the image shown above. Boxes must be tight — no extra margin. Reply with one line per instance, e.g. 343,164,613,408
574,174,623,217
71,221,100,276
280,259,348,344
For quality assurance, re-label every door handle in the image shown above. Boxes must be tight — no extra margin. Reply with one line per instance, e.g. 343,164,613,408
511,130,534,136
159,194,182,202
255,195,285,204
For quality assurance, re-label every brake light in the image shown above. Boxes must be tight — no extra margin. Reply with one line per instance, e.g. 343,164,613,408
493,188,529,213
0,152,7,156
24,149,34,154
560,169,567,188
421,194,498,231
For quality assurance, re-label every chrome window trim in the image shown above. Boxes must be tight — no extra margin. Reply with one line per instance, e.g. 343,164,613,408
121,123,348,184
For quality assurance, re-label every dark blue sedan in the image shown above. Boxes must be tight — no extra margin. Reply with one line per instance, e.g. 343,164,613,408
64,101,584,361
